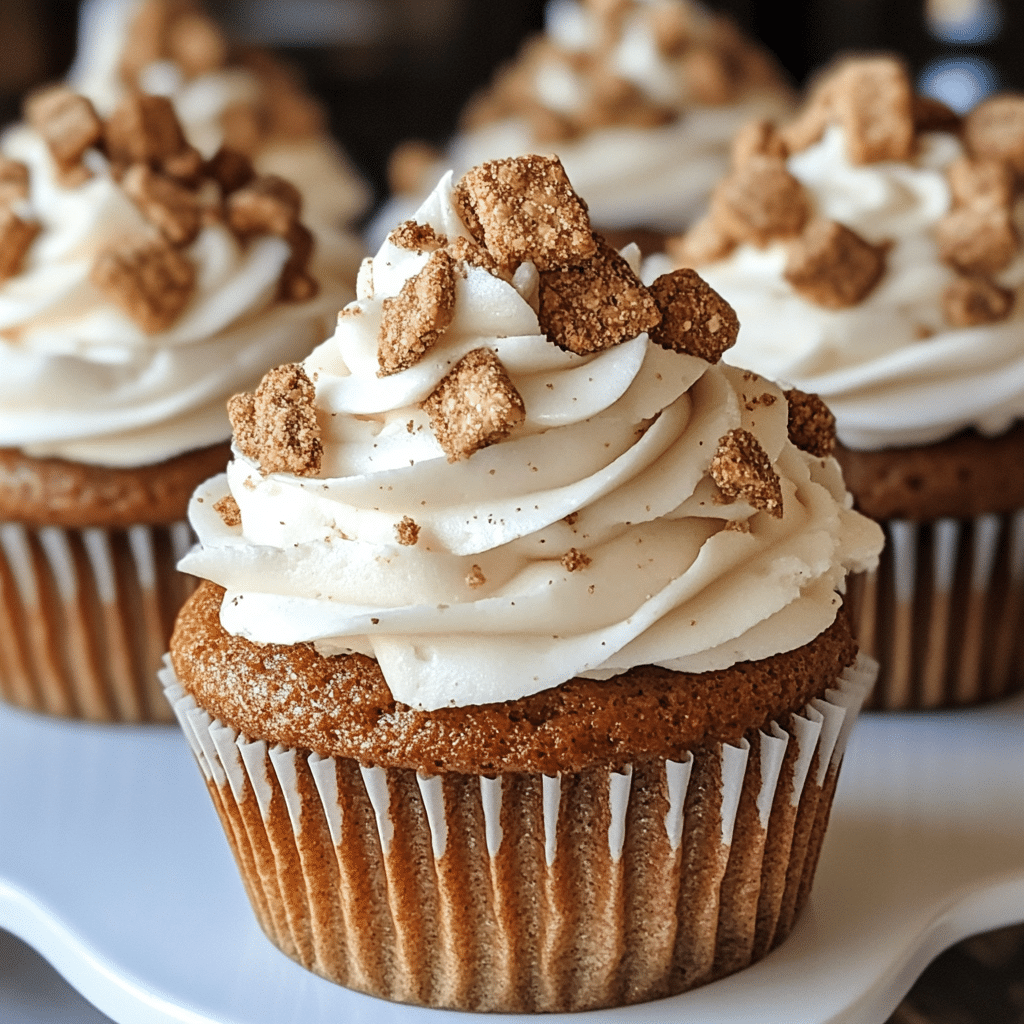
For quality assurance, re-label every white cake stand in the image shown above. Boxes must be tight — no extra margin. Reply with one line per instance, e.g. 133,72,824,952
1,695,1022,1024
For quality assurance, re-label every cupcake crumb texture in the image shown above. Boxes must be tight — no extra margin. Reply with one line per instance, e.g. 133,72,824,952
672,55,1023,328
228,363,323,477
710,427,784,518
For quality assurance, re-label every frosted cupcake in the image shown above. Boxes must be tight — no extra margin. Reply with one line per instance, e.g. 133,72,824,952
164,156,881,1009
0,84,344,721
69,0,369,283
657,57,1024,708
371,0,792,248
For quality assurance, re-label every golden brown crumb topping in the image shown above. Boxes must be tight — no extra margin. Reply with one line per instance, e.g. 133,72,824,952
213,495,241,527
710,427,784,518
784,389,837,458
647,268,739,361
0,210,40,283
395,516,420,546
422,348,526,462
228,363,323,477
784,219,887,309
942,276,1015,327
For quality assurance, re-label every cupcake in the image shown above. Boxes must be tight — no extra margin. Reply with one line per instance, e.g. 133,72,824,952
69,0,369,284
0,83,345,721
370,0,793,249
656,56,1024,709
163,156,881,1010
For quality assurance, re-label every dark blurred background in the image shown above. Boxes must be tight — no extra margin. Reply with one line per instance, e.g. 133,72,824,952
1,0,1022,214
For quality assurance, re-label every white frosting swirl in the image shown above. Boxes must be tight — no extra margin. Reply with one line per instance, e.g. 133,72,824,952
369,0,791,247
69,0,370,271
653,124,1024,450
0,123,345,467
181,172,882,711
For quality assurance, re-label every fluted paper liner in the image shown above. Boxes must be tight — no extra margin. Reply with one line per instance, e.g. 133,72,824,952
848,511,1024,709
0,521,195,722
162,654,876,1012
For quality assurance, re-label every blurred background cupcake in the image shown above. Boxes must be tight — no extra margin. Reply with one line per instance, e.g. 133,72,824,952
0,79,344,721
653,55,1024,709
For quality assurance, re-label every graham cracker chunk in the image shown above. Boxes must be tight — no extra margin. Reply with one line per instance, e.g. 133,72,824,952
388,220,447,253
121,164,201,246
560,548,592,572
24,86,102,184
422,348,525,462
0,157,30,205
831,58,915,165
647,268,738,362
942,276,1014,328
395,516,420,546
667,215,737,268
913,95,961,134
710,428,783,518
227,175,303,237
278,222,319,303
784,219,886,309
447,235,503,277
206,147,255,194
453,156,596,270
213,495,241,527
947,156,1014,213
710,155,810,247
104,94,188,167
91,238,195,334
934,207,1019,276
228,363,322,477
731,119,788,167
378,249,457,375
0,208,39,281
964,95,1024,177
538,237,661,354
784,389,836,457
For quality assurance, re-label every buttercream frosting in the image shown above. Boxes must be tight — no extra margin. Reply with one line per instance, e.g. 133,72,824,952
181,170,882,711
369,0,792,247
0,115,344,468
650,122,1024,451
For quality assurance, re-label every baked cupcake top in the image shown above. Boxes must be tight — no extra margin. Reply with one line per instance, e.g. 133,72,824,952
656,57,1024,451
0,85,344,467
371,0,792,244
181,155,881,715
69,0,368,273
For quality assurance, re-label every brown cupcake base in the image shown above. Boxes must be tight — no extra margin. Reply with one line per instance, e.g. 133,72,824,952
162,655,874,1012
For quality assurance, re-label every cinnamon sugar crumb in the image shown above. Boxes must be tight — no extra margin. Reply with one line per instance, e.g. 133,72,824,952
466,564,486,588
730,119,788,167
228,363,322,477
538,237,660,353
121,163,202,246
24,86,102,185
395,516,420,546
564,511,580,526
784,219,887,309
388,220,447,252
647,268,738,361
226,174,302,237
560,548,592,572
666,215,736,268
784,388,837,457
943,275,1014,328
710,428,783,518
831,57,915,165
723,518,752,533
90,238,195,334
0,209,39,282
947,156,1013,213
0,157,30,204
710,155,809,248
447,234,504,277
213,495,241,527
422,348,525,461
453,155,596,270
104,93,189,168
963,95,1024,177
934,207,1019,276
378,248,456,375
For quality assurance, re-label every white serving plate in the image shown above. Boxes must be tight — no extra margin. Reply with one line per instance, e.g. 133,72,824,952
1,695,1023,1024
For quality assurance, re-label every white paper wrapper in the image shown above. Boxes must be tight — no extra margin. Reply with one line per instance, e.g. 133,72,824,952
848,511,1024,710
0,521,194,722
161,653,875,1012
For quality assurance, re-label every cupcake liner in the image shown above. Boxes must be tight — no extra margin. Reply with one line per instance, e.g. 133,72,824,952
848,511,1024,710
0,521,194,722
161,653,875,1012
